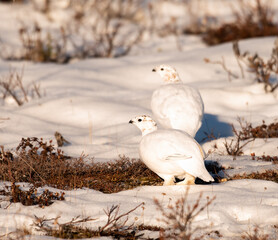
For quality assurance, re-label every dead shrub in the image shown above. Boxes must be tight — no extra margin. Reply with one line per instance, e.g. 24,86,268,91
205,40,278,93
2,1,145,62
202,0,278,45
12,22,69,63
32,203,158,239
33,215,97,239
233,40,278,93
155,186,216,240
66,0,144,58
0,182,65,207
231,170,278,183
223,118,278,156
0,138,162,193
228,118,278,141
223,123,255,157
239,120,278,139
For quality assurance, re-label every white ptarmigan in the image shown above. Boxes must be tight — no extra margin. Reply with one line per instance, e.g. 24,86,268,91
151,64,204,137
129,115,214,186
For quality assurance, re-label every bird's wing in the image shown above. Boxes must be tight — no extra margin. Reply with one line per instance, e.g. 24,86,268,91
196,142,206,159
165,153,192,161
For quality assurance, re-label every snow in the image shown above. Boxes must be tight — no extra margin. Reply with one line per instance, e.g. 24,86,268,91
0,1,278,239
1,180,278,239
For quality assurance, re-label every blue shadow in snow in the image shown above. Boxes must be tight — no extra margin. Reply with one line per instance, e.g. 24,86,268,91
195,113,233,143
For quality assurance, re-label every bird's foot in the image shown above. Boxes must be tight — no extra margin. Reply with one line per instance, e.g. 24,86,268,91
163,176,175,186
176,174,195,185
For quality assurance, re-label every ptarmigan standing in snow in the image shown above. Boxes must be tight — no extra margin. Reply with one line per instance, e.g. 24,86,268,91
129,115,214,185
151,64,204,137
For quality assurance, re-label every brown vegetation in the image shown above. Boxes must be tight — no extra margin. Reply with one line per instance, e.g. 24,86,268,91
231,170,278,183
223,118,278,156
0,138,162,193
155,186,216,240
0,182,65,207
202,0,278,45
2,1,144,63
258,155,278,164
233,40,278,93
32,203,156,239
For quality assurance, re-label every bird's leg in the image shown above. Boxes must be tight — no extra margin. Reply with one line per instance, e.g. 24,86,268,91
163,176,175,186
176,173,195,185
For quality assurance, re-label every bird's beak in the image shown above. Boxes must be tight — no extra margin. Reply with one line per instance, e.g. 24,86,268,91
129,120,133,124
152,68,156,72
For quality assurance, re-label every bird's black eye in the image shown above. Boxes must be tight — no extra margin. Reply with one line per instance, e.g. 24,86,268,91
138,119,142,122
161,68,164,71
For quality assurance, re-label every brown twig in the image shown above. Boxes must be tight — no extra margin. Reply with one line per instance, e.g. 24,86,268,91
204,57,239,81
154,186,216,239
99,202,144,232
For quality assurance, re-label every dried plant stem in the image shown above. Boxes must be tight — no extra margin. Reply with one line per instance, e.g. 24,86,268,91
0,67,42,106
99,202,144,232
17,154,47,185
204,57,239,81
155,186,216,239
233,40,278,93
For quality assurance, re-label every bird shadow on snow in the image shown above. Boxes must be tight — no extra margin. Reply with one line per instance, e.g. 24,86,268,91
195,113,233,143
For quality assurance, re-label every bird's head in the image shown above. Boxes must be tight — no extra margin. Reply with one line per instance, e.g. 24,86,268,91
129,115,157,136
152,64,181,83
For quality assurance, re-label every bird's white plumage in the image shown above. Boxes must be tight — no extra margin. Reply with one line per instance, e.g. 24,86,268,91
151,64,204,137
129,115,213,185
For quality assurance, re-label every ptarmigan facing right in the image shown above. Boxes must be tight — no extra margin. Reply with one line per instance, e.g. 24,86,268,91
151,64,204,137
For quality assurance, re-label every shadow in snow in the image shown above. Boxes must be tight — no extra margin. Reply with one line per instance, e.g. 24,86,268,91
195,113,233,143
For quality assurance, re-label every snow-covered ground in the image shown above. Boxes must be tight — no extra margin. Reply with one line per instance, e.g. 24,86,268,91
0,1,278,239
